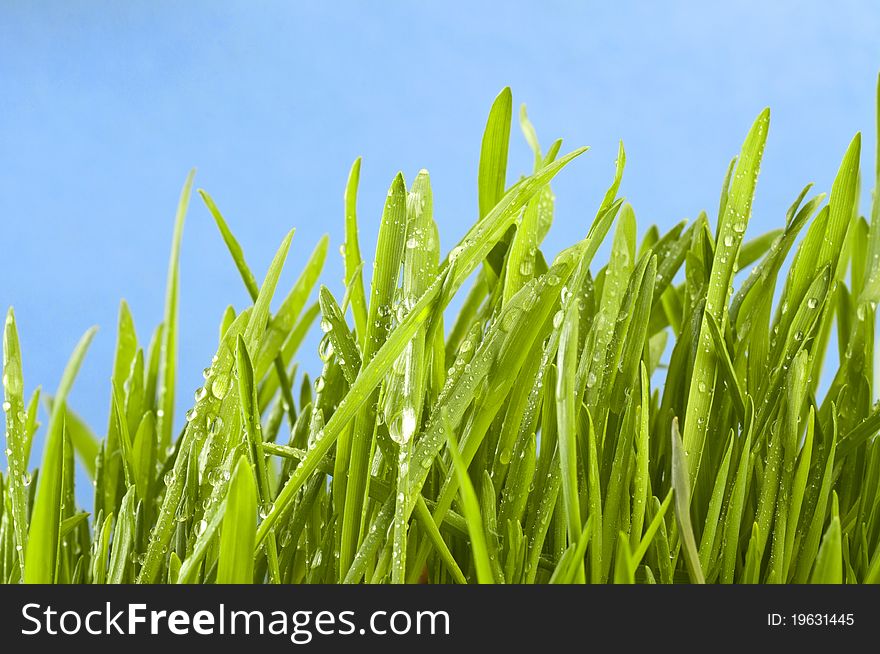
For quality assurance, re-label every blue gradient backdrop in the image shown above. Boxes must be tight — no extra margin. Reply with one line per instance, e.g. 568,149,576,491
1,2,879,502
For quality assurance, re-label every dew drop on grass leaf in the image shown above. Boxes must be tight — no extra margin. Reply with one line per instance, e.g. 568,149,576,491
210,373,231,399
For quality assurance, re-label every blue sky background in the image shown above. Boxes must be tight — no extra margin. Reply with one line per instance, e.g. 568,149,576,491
1,1,879,502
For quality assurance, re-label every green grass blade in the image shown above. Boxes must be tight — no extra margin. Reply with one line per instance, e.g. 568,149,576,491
810,500,842,584
236,335,280,583
339,171,408,578
107,489,136,583
478,87,512,220
445,416,494,584
556,294,582,580
3,307,29,577
682,109,769,487
24,326,97,583
157,169,195,453
671,417,705,583
343,158,369,346
217,455,257,584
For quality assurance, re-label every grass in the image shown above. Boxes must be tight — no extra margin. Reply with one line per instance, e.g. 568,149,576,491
3,77,880,584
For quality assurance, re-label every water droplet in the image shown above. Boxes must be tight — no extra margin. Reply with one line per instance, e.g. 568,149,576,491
314,376,325,393
164,471,175,486
501,307,522,331
807,297,818,309
1,401,10,412
206,414,223,436
210,373,231,400
723,235,734,247
552,310,564,329
320,319,333,333
259,503,275,520
318,334,335,362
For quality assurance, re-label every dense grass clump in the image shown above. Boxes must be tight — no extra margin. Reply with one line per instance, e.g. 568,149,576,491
3,80,880,584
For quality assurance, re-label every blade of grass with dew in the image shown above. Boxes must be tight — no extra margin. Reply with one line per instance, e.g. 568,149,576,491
318,288,362,384
768,349,810,582
236,335,280,583
631,364,651,550
101,301,138,514
138,308,251,583
503,131,561,303
217,455,257,583
339,172,407,579
343,158,369,346
3,308,28,577
157,169,195,454
584,202,635,415
584,409,603,583
387,169,436,584
556,288,583,581
24,326,97,583
682,109,769,487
